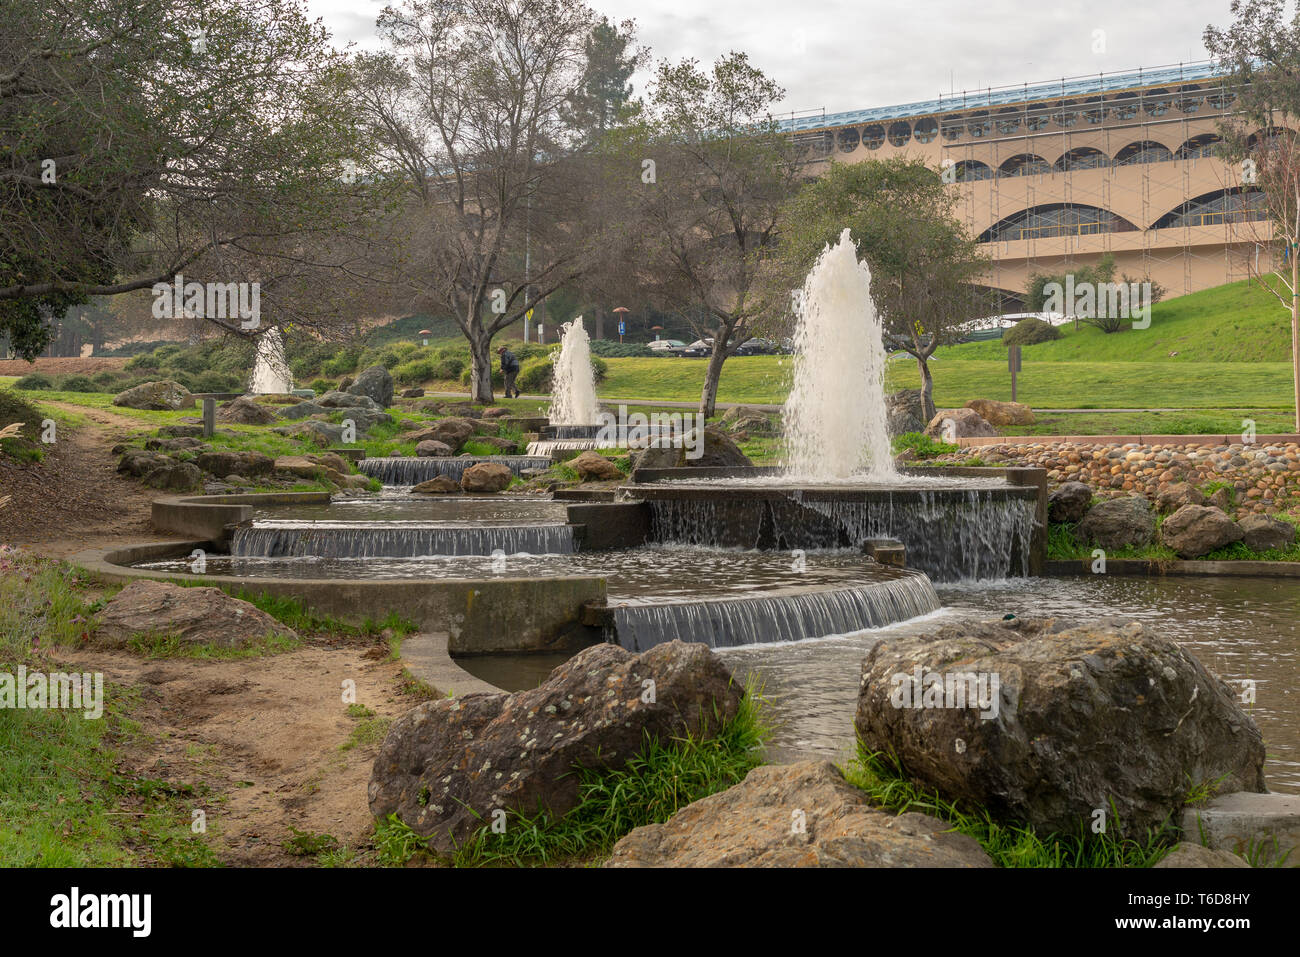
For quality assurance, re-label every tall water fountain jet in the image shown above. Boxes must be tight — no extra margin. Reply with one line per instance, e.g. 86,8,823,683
782,229,895,481
250,326,293,394
548,317,600,425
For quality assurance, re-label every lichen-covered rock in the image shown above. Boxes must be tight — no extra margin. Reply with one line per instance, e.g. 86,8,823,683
1155,482,1206,514
965,398,1035,427
459,461,512,492
1075,495,1156,549
854,616,1266,837
1048,481,1092,524
346,365,394,408
368,641,744,855
113,380,194,411
195,450,274,477
1160,505,1243,558
94,580,296,649
605,761,993,868
925,408,997,439
216,395,278,425
1238,514,1296,552
885,389,927,438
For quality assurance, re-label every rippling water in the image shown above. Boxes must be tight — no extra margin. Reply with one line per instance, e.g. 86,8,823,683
721,574,1300,793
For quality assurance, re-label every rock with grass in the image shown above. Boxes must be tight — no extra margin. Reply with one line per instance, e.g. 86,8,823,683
117,449,169,477
605,761,993,868
401,388,426,399
854,616,1266,837
924,408,997,439
633,426,752,471
317,390,374,409
719,405,771,434
482,407,510,418
570,450,622,481
278,401,327,421
415,440,453,457
196,450,274,478
412,417,476,453
1160,505,1243,558
965,398,1035,427
113,380,195,411
1047,481,1092,524
460,461,512,492
94,580,297,650
217,395,279,425
368,640,744,856
1156,482,1206,514
337,408,393,432
141,459,203,491
1153,843,1250,868
1074,495,1156,549
1238,514,1296,552
346,365,394,408
411,476,461,494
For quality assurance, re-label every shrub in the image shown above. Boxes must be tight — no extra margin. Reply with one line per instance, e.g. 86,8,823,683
589,340,654,358
321,351,359,377
91,370,120,388
12,373,54,390
891,431,959,459
393,358,439,386
191,371,243,394
56,375,98,393
0,388,46,461
432,356,463,379
308,378,336,393
1002,318,1062,347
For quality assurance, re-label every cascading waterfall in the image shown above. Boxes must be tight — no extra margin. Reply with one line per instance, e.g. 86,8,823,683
548,318,601,425
610,571,940,651
646,491,1036,581
250,326,293,394
358,456,552,485
782,228,895,480
230,522,574,558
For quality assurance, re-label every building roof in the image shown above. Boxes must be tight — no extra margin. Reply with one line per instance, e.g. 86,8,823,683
781,61,1230,132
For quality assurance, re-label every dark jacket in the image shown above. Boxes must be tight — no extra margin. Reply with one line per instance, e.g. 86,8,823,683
499,349,520,373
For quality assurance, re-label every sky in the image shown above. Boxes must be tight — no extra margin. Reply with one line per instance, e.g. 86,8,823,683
308,0,1231,115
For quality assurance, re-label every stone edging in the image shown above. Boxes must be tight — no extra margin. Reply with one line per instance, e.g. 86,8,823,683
959,433,1300,447
1047,558,1300,578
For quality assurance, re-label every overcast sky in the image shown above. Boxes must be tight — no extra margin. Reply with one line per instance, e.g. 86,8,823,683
311,0,1231,115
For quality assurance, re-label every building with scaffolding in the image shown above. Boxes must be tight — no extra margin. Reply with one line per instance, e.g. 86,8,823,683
786,62,1275,304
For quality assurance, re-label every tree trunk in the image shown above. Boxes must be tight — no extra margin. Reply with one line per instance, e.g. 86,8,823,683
917,355,936,423
699,340,727,419
1292,240,1299,432
468,328,494,404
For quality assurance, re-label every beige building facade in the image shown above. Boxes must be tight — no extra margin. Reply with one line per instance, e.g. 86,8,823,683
787,62,1277,303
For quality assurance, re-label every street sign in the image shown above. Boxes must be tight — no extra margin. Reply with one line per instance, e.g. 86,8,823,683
618,321,625,335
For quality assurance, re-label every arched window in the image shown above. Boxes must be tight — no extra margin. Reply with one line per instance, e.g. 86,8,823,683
1109,91,1139,121
1052,100,1080,128
954,159,994,182
999,154,1051,177
1114,141,1174,166
1143,88,1171,116
966,111,991,138
888,121,911,146
995,108,1021,134
1206,89,1236,110
1026,108,1051,131
1082,96,1107,125
913,117,938,143
1176,134,1222,159
1054,146,1109,172
941,118,963,141
837,127,860,152
1152,188,1267,229
1176,84,1204,114
978,204,1137,243
862,124,885,149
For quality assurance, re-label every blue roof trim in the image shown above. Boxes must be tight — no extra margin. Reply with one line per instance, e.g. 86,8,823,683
781,62,1229,132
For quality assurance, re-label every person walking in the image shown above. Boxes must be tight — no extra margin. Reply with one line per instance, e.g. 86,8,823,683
497,345,521,399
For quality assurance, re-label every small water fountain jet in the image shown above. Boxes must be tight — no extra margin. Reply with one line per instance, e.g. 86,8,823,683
250,326,293,394
782,228,895,481
548,318,600,426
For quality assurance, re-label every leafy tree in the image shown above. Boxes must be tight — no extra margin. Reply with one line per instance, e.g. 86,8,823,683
769,157,993,422
563,17,644,143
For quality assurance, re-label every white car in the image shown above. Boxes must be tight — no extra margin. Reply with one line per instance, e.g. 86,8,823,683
648,339,687,354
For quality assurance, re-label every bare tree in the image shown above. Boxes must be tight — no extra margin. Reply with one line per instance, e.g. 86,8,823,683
358,0,610,403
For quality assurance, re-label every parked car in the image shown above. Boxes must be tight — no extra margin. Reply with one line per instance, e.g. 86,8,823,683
680,338,714,357
647,338,687,354
734,337,777,356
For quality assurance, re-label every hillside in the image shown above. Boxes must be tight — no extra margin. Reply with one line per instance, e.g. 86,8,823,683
937,279,1295,364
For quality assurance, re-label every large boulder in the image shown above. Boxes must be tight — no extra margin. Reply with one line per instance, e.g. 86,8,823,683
317,390,374,409
1047,481,1092,524
278,401,327,421
368,641,745,856
94,580,297,649
117,449,169,477
415,440,453,458
1155,482,1205,514
1160,505,1243,558
336,408,393,432
633,427,752,470
459,461,512,492
113,380,194,411
605,761,993,868
925,408,997,440
885,389,927,437
570,450,622,481
1074,495,1156,549
1238,514,1296,552
854,616,1266,837
216,395,279,425
718,405,772,434
411,476,461,494
195,450,274,477
964,398,1035,427
141,460,203,491
346,365,394,408
1153,843,1250,869
406,418,475,453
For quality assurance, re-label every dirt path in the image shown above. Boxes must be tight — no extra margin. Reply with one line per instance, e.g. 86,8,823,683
59,638,416,866
0,400,163,556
